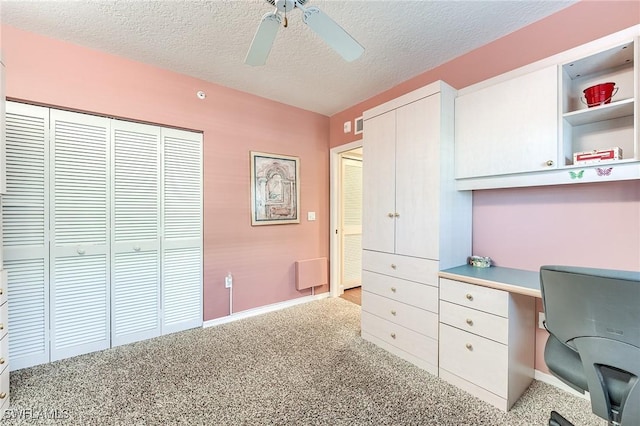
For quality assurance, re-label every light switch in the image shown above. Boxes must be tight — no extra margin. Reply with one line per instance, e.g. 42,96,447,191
307,212,316,221
343,121,351,133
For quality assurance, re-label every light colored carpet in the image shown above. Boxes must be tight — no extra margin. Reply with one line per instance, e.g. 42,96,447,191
4,297,605,425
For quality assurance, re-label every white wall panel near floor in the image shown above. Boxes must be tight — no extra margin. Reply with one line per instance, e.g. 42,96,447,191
2,103,50,370
3,102,203,369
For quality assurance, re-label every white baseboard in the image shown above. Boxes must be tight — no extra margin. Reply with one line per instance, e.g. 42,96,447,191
203,292,331,328
534,369,590,400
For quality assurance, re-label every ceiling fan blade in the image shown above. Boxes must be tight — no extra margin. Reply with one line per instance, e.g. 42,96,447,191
302,6,364,62
245,12,282,66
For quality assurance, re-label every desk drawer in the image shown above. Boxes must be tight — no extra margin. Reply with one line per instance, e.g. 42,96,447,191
362,311,437,364
362,291,438,338
363,270,438,312
363,251,438,286
0,334,7,374
0,365,8,409
440,278,509,317
440,300,508,344
440,323,508,398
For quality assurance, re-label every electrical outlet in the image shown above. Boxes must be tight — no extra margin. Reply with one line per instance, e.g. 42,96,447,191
225,273,233,288
538,312,546,329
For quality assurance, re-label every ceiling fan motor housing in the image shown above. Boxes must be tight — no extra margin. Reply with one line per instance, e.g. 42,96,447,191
266,0,308,12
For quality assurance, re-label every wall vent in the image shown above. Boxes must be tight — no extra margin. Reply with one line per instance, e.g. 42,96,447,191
354,116,363,135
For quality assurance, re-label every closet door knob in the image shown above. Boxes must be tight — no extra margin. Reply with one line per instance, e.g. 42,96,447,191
391,264,397,269
0,392,6,399
394,213,400,217
466,318,473,326
465,343,473,350
387,213,394,218
390,287,396,293
391,310,396,316
546,160,554,166
465,293,473,301
0,323,4,330
390,333,396,339
0,289,3,295
0,358,5,365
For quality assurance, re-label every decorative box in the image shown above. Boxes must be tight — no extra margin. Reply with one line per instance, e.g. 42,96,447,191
573,147,622,165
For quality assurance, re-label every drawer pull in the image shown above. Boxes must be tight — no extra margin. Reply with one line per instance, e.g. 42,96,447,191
394,212,400,217
0,392,6,399
388,213,394,218
465,293,473,301
0,358,4,365
77,248,86,255
390,333,396,339
0,323,4,330
390,287,396,293
391,310,396,316
391,264,397,269
465,343,473,351
0,289,3,295
466,318,473,326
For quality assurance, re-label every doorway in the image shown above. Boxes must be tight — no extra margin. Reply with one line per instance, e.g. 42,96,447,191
329,141,363,298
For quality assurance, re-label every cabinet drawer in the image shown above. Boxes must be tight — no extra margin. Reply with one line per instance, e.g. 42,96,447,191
0,270,6,306
0,334,6,374
362,311,437,364
362,291,438,339
0,365,8,407
439,323,508,398
440,278,509,317
363,250,438,286
440,300,508,344
363,270,438,312
0,302,6,341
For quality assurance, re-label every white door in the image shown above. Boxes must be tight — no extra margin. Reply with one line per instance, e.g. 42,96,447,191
49,109,111,361
111,120,161,346
395,94,441,260
362,110,396,254
340,155,362,290
2,102,50,370
161,128,202,334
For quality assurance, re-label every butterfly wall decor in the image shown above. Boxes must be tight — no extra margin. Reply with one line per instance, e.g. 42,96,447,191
569,170,585,179
596,167,613,176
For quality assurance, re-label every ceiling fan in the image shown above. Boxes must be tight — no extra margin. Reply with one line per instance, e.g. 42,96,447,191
245,0,364,66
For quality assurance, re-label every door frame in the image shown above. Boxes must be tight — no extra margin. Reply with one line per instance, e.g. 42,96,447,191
329,140,363,298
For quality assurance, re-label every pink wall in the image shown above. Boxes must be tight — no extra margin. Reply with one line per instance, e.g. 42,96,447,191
328,0,640,374
1,24,330,321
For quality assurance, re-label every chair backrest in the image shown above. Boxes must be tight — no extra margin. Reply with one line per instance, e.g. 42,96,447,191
540,265,640,350
540,265,640,425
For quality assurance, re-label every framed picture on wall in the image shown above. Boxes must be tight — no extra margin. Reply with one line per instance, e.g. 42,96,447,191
250,151,300,225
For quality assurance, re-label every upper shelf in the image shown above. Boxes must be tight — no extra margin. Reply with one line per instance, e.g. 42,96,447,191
562,41,634,79
562,98,634,126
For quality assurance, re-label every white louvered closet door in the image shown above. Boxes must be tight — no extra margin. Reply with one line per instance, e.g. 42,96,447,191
161,128,202,334
2,102,50,370
340,157,362,290
111,120,161,347
50,109,110,361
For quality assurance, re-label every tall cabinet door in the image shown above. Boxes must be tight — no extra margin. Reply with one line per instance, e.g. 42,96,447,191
49,110,110,361
362,110,396,254
111,120,161,347
161,128,202,334
2,102,50,370
395,94,441,260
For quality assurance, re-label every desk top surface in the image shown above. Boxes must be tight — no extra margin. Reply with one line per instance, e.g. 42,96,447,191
439,265,541,298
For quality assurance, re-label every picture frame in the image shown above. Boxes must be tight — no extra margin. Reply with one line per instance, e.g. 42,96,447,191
250,151,300,225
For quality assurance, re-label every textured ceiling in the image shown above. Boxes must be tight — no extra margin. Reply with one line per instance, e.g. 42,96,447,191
1,0,576,116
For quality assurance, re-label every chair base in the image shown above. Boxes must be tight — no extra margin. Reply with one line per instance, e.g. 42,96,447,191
549,410,574,426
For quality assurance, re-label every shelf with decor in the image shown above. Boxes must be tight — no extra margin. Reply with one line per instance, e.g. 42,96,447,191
454,26,639,190
560,39,637,168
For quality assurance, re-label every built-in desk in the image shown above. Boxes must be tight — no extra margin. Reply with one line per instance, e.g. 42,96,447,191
439,265,541,298
437,265,537,411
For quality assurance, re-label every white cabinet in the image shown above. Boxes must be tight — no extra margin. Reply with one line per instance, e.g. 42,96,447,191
455,66,558,178
1,57,6,196
361,81,472,375
438,278,535,411
455,25,640,190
